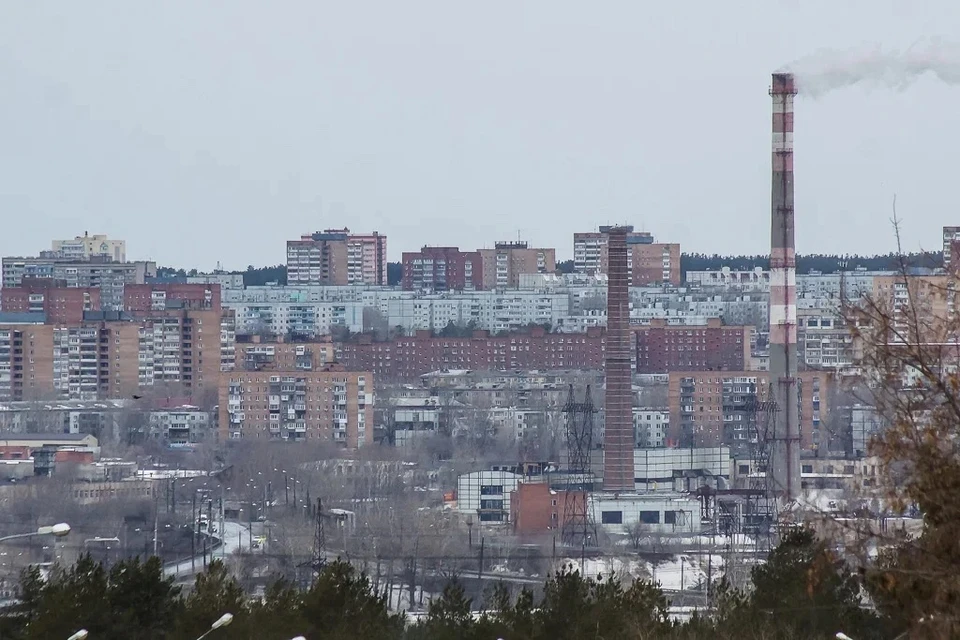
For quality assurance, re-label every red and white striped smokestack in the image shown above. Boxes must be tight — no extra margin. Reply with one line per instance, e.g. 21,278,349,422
769,72,800,501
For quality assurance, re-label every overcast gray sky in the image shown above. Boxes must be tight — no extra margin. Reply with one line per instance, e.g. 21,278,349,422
2,1,959,270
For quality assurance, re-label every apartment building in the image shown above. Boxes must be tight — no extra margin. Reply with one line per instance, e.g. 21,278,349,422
345,231,388,285
871,273,953,337
573,228,680,285
667,370,832,452
633,318,751,373
234,335,335,372
574,228,652,275
478,242,556,289
220,366,373,447
401,247,482,292
2,282,101,323
51,233,126,262
797,308,854,371
630,242,681,286
124,283,220,315
337,326,606,381
944,226,960,271
1,256,156,309
0,307,231,402
148,406,210,445
286,229,387,286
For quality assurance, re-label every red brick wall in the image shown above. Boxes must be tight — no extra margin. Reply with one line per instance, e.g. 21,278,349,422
124,284,221,313
634,320,750,374
1,287,101,323
510,482,585,536
337,327,606,381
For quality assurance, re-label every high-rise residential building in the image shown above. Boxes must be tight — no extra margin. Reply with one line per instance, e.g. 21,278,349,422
51,233,126,262
1,256,156,310
944,226,960,271
667,370,832,452
286,229,387,286
220,352,372,447
401,247,482,292
346,231,388,285
0,289,234,403
478,242,556,289
573,228,680,285
629,242,681,286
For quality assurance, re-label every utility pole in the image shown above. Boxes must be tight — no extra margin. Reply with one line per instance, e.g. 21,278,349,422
191,492,197,573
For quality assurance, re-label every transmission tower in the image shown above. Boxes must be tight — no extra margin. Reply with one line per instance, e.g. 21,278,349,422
312,497,326,571
745,382,779,552
561,385,597,547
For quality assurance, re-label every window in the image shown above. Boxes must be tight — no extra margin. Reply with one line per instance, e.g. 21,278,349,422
480,485,503,495
738,465,749,474
601,511,623,525
801,464,813,474
664,511,678,525
639,511,660,524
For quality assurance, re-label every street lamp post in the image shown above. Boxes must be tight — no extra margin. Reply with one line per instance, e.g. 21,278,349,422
195,612,233,640
0,523,71,543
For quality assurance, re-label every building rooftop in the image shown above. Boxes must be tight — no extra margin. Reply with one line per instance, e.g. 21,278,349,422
0,312,46,324
0,400,128,412
0,433,96,442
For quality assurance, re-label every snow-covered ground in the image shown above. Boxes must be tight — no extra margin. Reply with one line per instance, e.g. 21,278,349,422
557,553,725,592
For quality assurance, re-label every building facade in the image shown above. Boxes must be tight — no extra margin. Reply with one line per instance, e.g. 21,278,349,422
401,247,483,292
633,318,751,373
219,366,373,447
478,242,556,289
0,307,231,402
337,327,606,381
1,256,156,309
2,283,101,324
51,233,126,262
667,370,832,452
573,229,681,285
286,229,387,286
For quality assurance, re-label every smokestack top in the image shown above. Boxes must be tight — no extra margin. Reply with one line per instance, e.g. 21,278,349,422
770,72,798,95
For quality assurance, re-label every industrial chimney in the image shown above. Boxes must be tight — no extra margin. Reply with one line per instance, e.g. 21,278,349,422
769,72,800,501
602,225,635,492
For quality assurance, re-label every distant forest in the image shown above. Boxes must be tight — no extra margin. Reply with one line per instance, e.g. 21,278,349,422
157,251,943,287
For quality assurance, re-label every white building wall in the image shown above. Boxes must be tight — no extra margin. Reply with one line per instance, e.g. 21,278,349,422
456,470,523,523
589,494,701,534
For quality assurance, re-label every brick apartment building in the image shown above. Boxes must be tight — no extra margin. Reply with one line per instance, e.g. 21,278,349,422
124,283,221,314
337,326,606,381
0,285,235,402
573,228,681,285
1,280,101,323
286,229,387,286
633,319,752,373
478,242,556,289
401,247,483,292
667,370,832,452
220,340,372,446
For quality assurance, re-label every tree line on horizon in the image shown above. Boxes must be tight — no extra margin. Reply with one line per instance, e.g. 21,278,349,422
156,251,941,288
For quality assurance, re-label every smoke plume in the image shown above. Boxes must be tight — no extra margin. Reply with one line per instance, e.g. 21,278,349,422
782,37,960,97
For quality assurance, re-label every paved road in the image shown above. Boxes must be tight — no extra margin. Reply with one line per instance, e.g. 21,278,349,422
163,521,250,578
